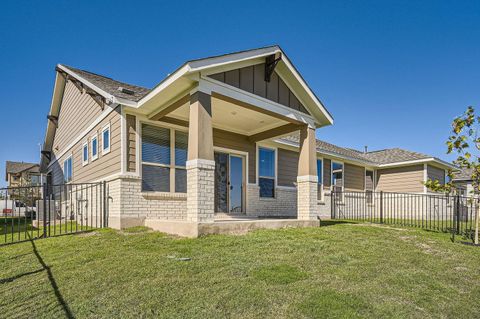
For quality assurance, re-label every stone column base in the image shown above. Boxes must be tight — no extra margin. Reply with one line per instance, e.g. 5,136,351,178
297,175,318,220
186,159,215,223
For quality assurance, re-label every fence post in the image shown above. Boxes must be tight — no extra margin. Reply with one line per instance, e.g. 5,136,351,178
102,181,107,228
380,191,384,224
42,183,47,238
455,195,460,235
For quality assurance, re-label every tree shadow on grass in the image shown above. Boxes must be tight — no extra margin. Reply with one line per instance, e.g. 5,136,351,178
0,233,75,318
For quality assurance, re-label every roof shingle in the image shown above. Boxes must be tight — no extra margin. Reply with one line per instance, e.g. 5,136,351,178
61,65,151,102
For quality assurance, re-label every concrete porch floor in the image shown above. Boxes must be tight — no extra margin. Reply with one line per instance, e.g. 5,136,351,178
144,215,320,237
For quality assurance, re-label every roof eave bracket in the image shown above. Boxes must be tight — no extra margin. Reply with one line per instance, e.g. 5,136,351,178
265,53,282,82
47,115,58,127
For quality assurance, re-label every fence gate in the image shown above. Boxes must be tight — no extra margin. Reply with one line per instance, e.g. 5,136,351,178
331,190,475,241
0,182,109,246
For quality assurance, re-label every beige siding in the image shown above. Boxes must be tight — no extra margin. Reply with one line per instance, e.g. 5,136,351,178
209,64,310,116
344,163,365,191
126,114,137,172
277,149,299,187
323,158,331,188
53,81,104,153
365,170,374,190
213,129,256,183
50,106,122,184
376,165,424,193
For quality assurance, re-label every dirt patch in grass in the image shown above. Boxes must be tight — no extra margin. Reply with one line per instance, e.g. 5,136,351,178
251,264,308,284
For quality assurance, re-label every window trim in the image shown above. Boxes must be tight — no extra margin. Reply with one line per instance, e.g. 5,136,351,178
91,134,98,161
331,161,344,202
317,157,324,201
102,123,111,155
82,141,89,166
63,154,73,183
257,145,277,198
140,121,188,193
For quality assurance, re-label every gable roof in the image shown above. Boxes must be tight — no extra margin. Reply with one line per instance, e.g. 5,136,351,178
55,45,333,126
276,134,454,169
5,161,39,181
60,65,151,102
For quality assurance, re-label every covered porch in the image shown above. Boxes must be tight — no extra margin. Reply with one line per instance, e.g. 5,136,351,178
126,46,332,236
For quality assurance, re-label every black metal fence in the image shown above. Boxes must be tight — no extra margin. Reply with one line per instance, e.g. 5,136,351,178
332,191,476,240
0,182,109,246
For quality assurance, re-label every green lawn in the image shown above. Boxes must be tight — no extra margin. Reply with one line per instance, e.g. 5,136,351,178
1,222,480,318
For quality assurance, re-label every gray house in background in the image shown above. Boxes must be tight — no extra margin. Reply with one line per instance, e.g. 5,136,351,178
39,45,455,237
452,168,476,196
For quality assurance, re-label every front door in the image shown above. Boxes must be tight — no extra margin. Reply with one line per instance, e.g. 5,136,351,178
214,152,245,214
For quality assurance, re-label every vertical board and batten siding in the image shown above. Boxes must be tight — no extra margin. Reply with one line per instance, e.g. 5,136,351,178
53,81,104,153
209,64,310,115
212,129,256,183
126,114,137,172
323,158,332,189
277,149,299,187
427,165,446,193
376,164,424,193
50,93,122,185
344,163,365,191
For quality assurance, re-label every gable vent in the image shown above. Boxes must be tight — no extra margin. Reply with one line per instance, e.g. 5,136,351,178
118,87,135,95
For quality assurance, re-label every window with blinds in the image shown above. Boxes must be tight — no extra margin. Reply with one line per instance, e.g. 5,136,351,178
141,124,188,192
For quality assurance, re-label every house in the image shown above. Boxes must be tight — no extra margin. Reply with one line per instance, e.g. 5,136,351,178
5,161,41,188
39,45,454,236
452,168,476,196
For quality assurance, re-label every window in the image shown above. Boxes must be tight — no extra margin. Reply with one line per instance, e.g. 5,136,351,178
332,162,343,201
91,135,98,160
82,142,89,166
259,147,275,198
141,124,187,193
317,159,323,200
102,124,110,154
63,156,73,183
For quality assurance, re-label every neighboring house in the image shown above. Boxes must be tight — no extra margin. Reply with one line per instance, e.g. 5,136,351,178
39,45,454,236
452,168,476,196
5,161,41,187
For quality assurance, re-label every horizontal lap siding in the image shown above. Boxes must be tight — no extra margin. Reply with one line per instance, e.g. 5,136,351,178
213,129,256,183
53,81,104,153
323,158,331,189
126,114,137,172
344,163,365,191
277,149,299,187
50,107,122,184
376,165,424,193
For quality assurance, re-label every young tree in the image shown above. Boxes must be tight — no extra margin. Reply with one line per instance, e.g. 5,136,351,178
424,106,479,244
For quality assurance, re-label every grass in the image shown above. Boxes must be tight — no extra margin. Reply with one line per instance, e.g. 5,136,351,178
1,222,480,318
0,217,96,244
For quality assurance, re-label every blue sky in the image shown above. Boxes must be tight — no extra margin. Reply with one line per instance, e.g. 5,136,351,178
1,0,479,186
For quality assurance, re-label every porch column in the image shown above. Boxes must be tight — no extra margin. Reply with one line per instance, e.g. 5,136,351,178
297,125,318,220
186,91,215,223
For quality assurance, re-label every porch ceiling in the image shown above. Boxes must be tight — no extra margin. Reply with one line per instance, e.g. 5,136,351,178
168,95,291,136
